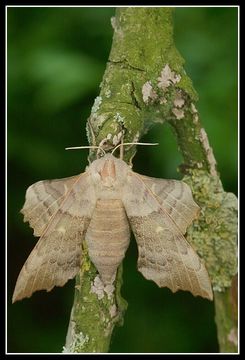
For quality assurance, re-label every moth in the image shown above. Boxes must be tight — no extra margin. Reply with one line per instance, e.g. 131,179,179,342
12,148,213,303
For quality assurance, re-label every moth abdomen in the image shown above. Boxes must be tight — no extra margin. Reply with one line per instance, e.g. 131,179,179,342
85,199,130,284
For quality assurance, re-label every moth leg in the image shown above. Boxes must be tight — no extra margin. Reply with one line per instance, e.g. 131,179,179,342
97,138,109,158
87,117,97,146
119,133,124,160
86,117,97,164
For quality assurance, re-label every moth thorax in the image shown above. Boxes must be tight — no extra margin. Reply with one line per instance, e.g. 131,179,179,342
85,199,130,285
99,159,116,185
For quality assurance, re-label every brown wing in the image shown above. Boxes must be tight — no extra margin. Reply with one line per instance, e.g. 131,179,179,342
138,175,200,234
21,175,79,236
123,172,213,300
13,173,96,303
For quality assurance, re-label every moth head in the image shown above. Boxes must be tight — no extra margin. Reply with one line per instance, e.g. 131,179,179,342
65,142,159,189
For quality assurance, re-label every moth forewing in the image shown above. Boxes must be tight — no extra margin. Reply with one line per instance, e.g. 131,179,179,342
135,174,200,233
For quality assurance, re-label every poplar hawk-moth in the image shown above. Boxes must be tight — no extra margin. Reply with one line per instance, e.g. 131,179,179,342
12,153,213,302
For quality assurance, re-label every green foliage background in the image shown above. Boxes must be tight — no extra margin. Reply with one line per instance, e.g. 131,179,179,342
8,7,238,353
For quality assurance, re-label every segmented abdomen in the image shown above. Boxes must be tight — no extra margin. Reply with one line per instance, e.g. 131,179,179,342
85,199,130,284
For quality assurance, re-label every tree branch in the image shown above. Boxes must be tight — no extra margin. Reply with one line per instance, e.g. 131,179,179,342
64,7,237,353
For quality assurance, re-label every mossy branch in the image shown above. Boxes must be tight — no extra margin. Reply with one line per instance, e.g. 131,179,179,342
64,7,237,353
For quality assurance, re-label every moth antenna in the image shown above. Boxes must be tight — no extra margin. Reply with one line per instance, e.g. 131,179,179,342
111,142,159,156
65,146,106,156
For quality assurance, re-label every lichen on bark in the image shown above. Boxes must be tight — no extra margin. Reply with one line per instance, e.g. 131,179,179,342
184,171,237,291
64,247,126,353
86,7,198,163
